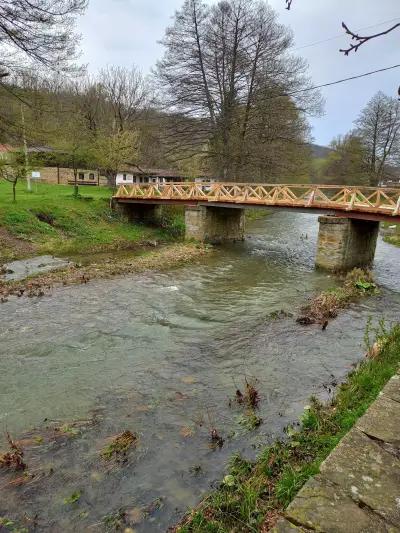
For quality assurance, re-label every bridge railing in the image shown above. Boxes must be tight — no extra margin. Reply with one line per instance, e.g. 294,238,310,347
114,182,400,216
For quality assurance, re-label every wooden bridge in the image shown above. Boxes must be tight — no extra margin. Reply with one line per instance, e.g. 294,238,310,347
114,182,400,221
113,182,400,272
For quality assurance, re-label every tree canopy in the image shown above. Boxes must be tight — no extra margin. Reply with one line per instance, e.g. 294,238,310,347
157,0,321,181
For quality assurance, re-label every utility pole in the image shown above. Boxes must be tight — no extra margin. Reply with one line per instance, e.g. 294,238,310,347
20,104,30,192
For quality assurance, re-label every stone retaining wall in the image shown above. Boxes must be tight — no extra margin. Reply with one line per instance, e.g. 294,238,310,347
272,370,400,532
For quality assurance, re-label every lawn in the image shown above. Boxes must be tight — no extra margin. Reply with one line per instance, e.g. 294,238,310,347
0,181,180,262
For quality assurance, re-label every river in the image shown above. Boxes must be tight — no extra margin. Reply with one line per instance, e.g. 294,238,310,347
0,211,399,531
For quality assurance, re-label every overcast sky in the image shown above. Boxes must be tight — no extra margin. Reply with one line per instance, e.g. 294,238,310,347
77,0,400,146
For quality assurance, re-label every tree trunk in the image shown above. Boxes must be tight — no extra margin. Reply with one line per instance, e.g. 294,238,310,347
105,172,117,188
21,104,30,192
73,166,79,198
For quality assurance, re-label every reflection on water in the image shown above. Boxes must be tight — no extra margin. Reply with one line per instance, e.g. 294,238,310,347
0,212,399,531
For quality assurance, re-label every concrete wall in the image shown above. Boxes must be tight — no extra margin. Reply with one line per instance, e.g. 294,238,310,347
35,167,108,186
185,205,245,243
316,216,379,271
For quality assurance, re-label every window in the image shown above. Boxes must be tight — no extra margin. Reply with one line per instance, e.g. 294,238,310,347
144,177,149,183
79,172,85,180
123,174,127,181
89,173,95,180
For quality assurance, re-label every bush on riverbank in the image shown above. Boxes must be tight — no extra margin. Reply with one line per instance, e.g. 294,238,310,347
297,268,377,325
245,208,272,221
384,234,400,247
0,182,182,263
158,206,186,238
177,322,400,532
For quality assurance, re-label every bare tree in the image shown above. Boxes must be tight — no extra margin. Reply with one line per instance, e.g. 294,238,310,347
0,0,88,75
70,76,107,135
157,0,321,180
355,91,400,185
99,66,150,132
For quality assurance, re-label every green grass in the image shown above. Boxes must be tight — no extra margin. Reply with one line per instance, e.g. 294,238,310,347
0,181,182,261
382,222,400,248
245,208,272,221
179,322,400,532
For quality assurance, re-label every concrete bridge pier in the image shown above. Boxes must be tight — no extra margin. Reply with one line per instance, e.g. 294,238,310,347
185,205,245,243
316,216,379,271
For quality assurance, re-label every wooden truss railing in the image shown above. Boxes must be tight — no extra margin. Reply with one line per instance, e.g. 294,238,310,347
114,182,400,217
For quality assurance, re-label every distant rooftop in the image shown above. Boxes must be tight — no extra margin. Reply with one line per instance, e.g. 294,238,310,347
27,145,55,153
0,144,56,153
0,143,14,153
123,165,210,178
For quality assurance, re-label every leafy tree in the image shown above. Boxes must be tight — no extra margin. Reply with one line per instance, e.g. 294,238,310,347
0,150,26,202
320,134,369,186
354,92,400,186
53,111,96,198
92,130,140,187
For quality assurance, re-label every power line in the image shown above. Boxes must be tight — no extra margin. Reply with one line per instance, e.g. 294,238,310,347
283,64,400,98
292,17,400,52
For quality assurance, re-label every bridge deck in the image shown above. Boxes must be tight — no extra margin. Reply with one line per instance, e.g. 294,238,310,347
114,183,400,222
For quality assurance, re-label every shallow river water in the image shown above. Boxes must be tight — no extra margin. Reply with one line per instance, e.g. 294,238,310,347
1,211,400,532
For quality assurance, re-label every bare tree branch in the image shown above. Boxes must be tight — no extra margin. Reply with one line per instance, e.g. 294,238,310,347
0,0,88,74
340,22,400,55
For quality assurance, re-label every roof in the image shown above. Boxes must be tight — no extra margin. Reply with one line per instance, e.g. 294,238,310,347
122,165,210,179
127,167,186,178
0,144,14,153
0,144,56,154
27,145,55,153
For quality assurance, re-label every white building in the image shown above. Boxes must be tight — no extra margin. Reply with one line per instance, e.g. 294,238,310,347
116,168,216,186
116,168,186,186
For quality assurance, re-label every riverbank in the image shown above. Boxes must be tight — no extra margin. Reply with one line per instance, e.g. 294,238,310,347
176,323,400,532
0,242,211,300
245,208,272,221
273,366,400,532
381,222,400,248
0,181,183,264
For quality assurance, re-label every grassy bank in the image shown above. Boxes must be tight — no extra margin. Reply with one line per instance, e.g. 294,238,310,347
381,221,400,247
245,208,272,221
177,322,400,532
0,181,183,263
